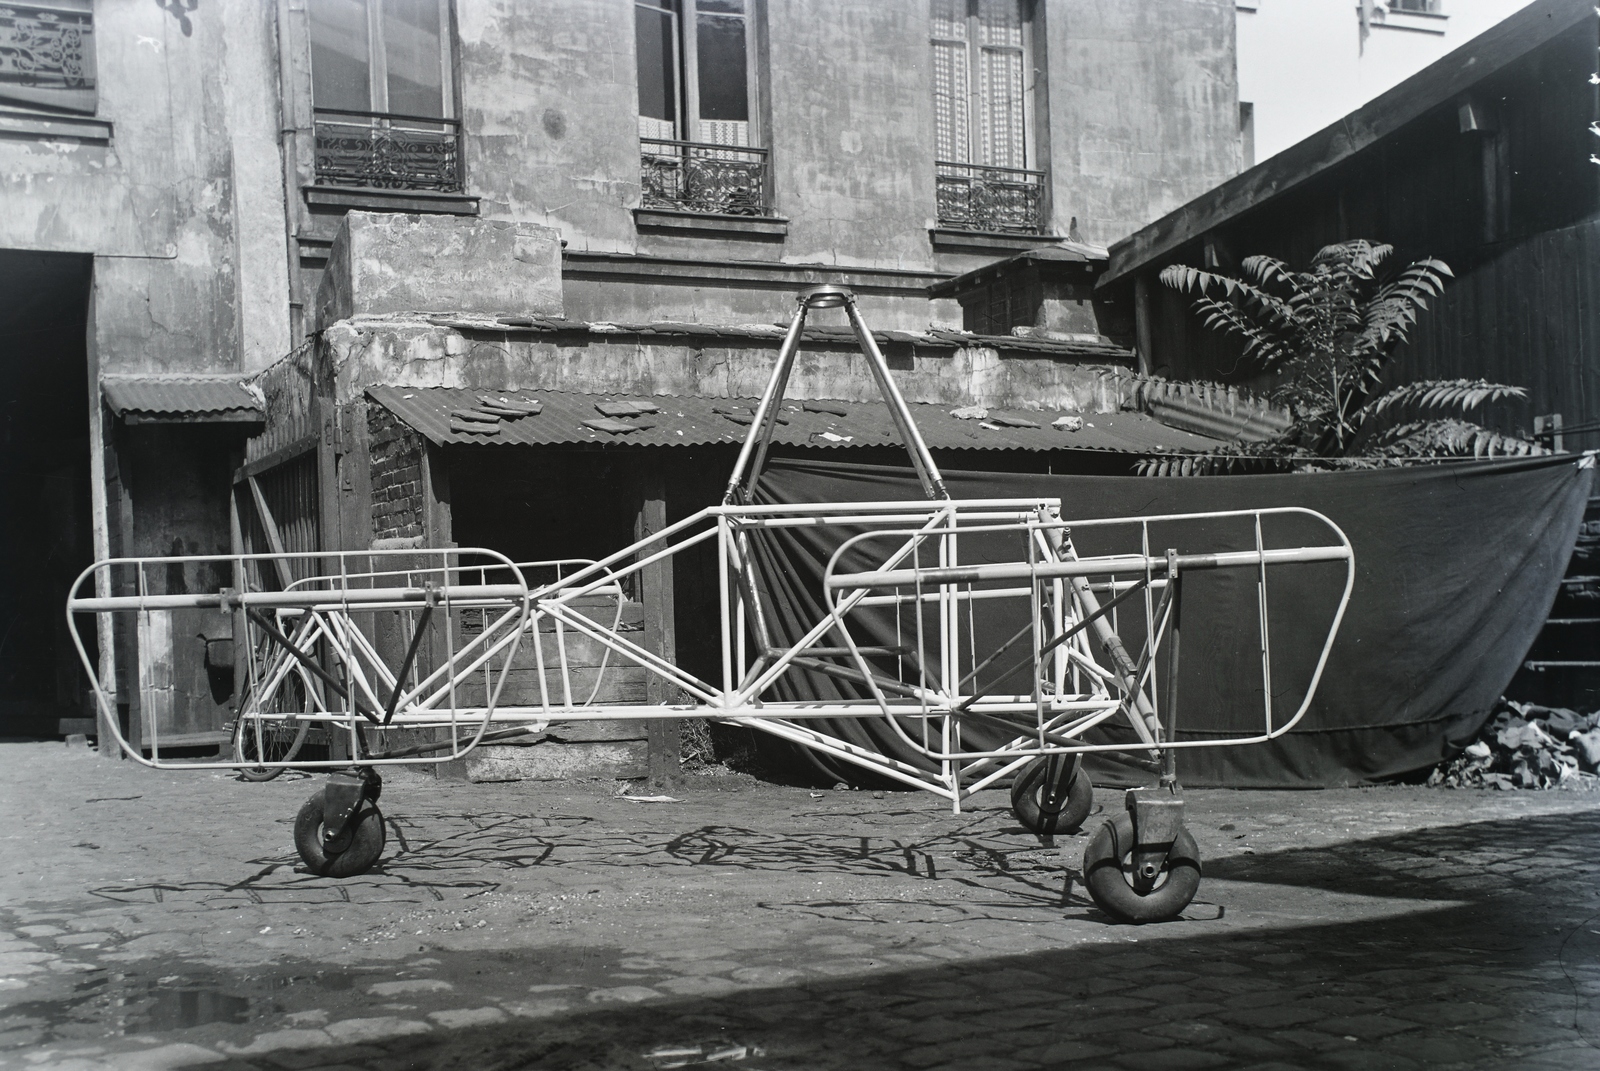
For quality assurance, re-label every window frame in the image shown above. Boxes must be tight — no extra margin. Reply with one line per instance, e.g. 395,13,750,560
635,0,762,148
929,0,1035,172
310,0,456,121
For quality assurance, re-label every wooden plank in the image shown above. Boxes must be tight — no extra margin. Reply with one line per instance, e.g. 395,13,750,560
504,630,643,671
456,666,650,707
233,433,318,485
502,720,647,743
639,465,680,785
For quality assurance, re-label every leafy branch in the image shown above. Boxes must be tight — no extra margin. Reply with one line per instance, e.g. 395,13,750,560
1145,240,1541,472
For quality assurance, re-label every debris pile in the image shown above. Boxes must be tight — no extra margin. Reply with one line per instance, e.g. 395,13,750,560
1429,700,1600,789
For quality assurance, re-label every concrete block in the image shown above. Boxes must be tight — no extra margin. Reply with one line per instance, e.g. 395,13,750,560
316,212,562,330
465,741,647,782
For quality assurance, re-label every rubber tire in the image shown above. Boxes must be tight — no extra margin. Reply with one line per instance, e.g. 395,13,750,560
293,793,386,877
1082,811,1202,923
1011,759,1094,835
232,715,309,782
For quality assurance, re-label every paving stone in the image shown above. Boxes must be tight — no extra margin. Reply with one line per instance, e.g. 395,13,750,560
1197,1035,1295,1060
1012,1040,1114,1063
5,746,1600,1071
1318,1047,1422,1071
1270,1028,1353,1052
1112,1049,1229,1071
1319,1013,1419,1039
1221,1004,1326,1030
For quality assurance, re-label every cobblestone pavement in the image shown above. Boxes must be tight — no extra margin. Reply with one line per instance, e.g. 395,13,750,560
2,742,1598,1071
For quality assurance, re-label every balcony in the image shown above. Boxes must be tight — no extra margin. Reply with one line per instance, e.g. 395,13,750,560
312,108,463,193
935,161,1046,235
640,138,772,217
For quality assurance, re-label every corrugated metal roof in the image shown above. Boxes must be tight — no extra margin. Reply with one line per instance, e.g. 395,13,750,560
366,386,1224,455
424,315,1135,361
101,375,263,419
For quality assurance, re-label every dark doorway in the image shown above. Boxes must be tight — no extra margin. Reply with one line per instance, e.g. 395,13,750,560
0,250,93,739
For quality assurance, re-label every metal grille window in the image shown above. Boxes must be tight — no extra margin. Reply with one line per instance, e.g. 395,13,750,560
309,0,462,193
0,0,95,115
931,0,1042,234
636,0,771,216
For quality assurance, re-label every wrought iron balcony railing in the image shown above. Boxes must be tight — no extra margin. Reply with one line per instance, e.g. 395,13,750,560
641,137,771,217
313,108,463,194
935,161,1046,234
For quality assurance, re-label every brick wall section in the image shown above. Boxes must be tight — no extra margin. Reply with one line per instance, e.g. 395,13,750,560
368,404,424,541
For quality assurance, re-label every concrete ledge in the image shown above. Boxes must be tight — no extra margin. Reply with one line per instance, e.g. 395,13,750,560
0,109,112,144
564,251,950,297
634,208,788,239
315,212,562,329
930,229,1065,256
303,185,480,216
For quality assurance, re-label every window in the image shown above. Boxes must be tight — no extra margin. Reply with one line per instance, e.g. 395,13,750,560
0,0,95,115
1387,0,1442,13
636,0,756,146
930,0,1042,233
308,0,461,192
635,0,770,216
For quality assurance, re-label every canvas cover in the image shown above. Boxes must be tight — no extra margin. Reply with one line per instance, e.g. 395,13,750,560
752,454,1592,788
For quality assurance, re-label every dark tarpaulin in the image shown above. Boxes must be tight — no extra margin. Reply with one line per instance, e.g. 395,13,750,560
751,454,1592,788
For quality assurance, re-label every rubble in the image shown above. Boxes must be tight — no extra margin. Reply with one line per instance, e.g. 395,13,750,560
1428,699,1600,789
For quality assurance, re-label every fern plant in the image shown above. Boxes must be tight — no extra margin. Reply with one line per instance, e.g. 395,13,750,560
1143,240,1539,473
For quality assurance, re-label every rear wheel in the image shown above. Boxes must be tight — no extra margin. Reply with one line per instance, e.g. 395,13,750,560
1011,757,1093,835
293,793,386,877
232,669,312,781
1082,811,1201,923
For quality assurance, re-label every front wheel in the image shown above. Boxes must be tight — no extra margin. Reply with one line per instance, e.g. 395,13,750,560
233,668,313,781
232,715,309,782
294,793,386,877
1082,811,1201,923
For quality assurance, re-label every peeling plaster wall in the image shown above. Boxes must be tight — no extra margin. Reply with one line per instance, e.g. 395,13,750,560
765,1,937,272
0,2,290,375
447,0,1240,328
456,0,642,253
323,318,1131,414
1044,0,1242,247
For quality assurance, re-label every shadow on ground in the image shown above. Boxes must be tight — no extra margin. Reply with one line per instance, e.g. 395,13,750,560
50,810,1600,1071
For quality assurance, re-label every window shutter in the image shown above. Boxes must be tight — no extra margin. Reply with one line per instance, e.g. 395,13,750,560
0,0,95,115
976,0,1025,169
930,0,968,163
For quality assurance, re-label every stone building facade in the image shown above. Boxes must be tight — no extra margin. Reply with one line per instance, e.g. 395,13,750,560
0,0,1246,761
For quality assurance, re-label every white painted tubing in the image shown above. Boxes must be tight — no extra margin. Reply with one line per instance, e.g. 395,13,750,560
827,544,1353,590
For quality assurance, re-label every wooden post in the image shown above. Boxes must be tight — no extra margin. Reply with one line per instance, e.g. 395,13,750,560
638,462,680,786
113,438,141,757
421,440,453,549
421,440,468,779
1133,275,1154,376
315,395,341,557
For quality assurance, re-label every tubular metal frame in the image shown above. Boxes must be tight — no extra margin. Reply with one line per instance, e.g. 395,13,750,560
66,287,1355,810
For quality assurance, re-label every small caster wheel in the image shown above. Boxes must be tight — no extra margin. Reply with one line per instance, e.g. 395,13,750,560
1011,756,1093,835
1082,812,1201,923
294,792,386,877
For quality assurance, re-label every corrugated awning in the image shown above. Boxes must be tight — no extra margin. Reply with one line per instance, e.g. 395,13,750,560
102,375,263,424
366,386,1224,455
